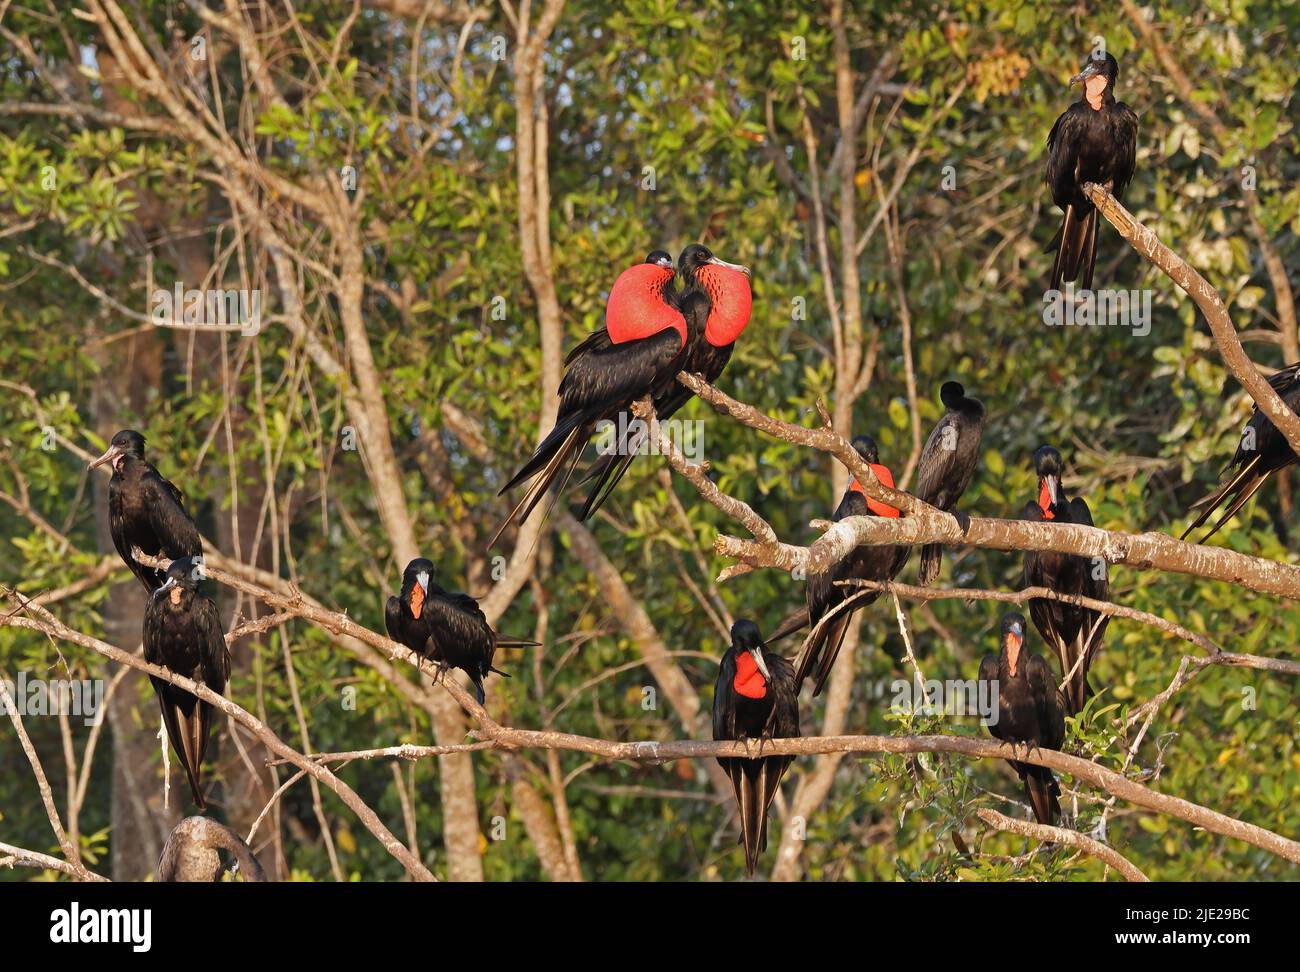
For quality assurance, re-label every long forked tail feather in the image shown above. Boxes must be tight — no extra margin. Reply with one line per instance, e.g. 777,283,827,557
1025,768,1060,825
1048,204,1097,292
1179,454,1264,541
917,543,943,585
488,423,585,549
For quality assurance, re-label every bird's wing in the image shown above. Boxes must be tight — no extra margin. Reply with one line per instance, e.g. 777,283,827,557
832,488,868,522
144,470,202,559
421,589,490,650
557,327,682,415
108,478,156,590
1112,102,1139,199
978,654,1004,740
1045,104,1087,206
196,596,231,691
914,415,958,505
565,326,612,365
1027,654,1066,749
384,595,404,643
712,650,738,742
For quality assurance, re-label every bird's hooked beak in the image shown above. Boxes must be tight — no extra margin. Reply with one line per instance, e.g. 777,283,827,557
749,645,771,680
1044,473,1061,507
88,444,122,472
1070,60,1104,86
153,576,179,601
707,255,751,278
654,254,674,270
1006,620,1024,676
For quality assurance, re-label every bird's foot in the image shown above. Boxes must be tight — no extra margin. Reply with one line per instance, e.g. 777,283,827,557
952,510,972,536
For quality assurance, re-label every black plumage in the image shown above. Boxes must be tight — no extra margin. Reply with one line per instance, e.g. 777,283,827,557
577,244,751,519
1021,446,1108,715
89,429,202,592
712,619,800,876
979,613,1065,825
914,381,985,584
142,557,230,811
491,252,686,547
385,558,537,705
1181,362,1300,542
795,434,908,696
1045,51,1139,291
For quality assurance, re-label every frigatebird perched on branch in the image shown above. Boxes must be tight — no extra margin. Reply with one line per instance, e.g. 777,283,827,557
88,429,202,592
914,381,985,584
577,243,752,519
712,619,799,876
1022,446,1108,715
491,252,687,546
979,613,1065,825
385,558,538,705
142,557,230,811
1045,50,1138,292
1181,363,1300,542
794,434,908,696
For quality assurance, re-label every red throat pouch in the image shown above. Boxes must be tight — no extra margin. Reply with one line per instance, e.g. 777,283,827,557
699,265,753,346
849,464,900,517
733,652,768,699
1038,481,1056,520
605,264,686,346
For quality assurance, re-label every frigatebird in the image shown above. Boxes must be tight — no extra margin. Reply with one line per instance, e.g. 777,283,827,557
712,619,799,876
914,381,985,584
795,434,908,696
384,558,538,705
157,816,266,882
1045,51,1138,292
1022,445,1108,715
142,556,230,811
577,243,752,519
88,429,202,592
1181,362,1300,542
491,252,686,546
979,613,1065,825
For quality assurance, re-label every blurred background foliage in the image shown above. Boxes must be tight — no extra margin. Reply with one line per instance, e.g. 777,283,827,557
1,0,1298,881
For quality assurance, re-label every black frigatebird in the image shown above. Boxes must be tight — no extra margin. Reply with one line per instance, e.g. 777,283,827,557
142,556,230,811
1045,51,1139,292
979,612,1065,824
1022,445,1108,715
914,381,985,584
577,243,752,519
795,434,909,696
88,429,202,592
1181,362,1300,542
491,252,686,546
712,619,800,876
384,558,538,705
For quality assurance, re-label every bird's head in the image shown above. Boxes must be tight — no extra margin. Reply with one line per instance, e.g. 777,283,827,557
1000,613,1026,677
402,557,434,619
154,556,204,606
88,429,146,474
1071,51,1119,108
851,434,879,465
645,250,675,271
677,243,750,284
1033,445,1064,512
939,381,966,410
729,618,771,681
